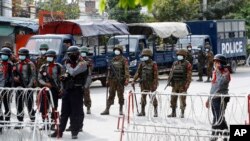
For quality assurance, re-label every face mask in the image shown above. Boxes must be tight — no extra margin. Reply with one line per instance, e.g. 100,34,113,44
46,57,54,62
198,48,201,51
142,56,149,61
114,50,120,55
188,48,192,51
19,55,26,61
177,55,184,60
81,52,87,57
205,49,209,52
1,54,9,61
40,50,47,55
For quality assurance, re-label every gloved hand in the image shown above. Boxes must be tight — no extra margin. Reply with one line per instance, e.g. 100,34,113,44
124,80,129,86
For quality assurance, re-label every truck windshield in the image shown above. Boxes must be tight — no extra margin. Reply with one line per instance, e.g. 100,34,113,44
25,38,62,54
177,37,204,49
107,37,137,52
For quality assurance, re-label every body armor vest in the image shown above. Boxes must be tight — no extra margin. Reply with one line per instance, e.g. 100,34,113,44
141,61,154,83
110,58,125,80
172,61,188,82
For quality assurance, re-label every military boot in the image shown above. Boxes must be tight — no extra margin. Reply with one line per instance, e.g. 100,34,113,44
153,106,158,117
137,105,146,116
180,109,185,118
100,105,110,115
119,105,123,115
49,130,63,138
168,108,176,117
87,107,91,114
197,76,203,82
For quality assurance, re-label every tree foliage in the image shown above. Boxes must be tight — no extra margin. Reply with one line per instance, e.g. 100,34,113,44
107,0,145,23
152,0,200,22
36,0,80,19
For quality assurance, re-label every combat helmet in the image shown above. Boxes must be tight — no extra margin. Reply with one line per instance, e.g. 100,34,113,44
67,46,80,55
45,49,57,57
176,49,187,57
40,44,49,50
141,48,153,57
113,45,123,53
213,54,226,65
80,46,89,53
18,48,29,56
0,47,12,56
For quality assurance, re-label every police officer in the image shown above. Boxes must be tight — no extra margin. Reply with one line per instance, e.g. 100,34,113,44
205,54,230,141
186,43,193,66
101,45,129,115
2,42,18,63
38,49,63,130
13,48,36,129
205,43,214,82
132,49,158,117
49,46,88,139
168,49,192,118
197,45,206,81
0,48,13,133
36,44,49,72
80,46,92,114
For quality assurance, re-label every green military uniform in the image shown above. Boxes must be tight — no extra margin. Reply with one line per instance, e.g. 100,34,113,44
36,44,49,86
133,49,158,117
197,45,206,81
101,45,130,115
205,44,214,82
80,47,93,114
186,44,193,65
168,49,192,118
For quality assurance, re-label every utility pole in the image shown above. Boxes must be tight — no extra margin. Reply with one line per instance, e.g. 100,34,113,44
203,0,207,20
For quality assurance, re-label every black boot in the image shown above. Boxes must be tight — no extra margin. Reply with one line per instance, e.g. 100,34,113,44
154,106,158,117
206,77,211,82
180,109,185,118
197,76,203,82
168,108,176,117
87,107,91,114
49,130,63,138
71,131,78,139
119,105,123,115
137,105,145,116
66,126,72,131
100,105,110,115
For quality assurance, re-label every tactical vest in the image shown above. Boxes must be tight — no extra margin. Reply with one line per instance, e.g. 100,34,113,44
141,61,154,83
172,61,188,82
110,57,125,80
41,63,61,87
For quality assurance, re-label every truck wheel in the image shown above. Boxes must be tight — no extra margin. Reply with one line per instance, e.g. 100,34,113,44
230,60,237,73
100,78,107,87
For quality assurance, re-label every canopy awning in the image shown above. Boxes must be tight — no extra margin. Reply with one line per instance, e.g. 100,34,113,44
128,22,189,38
0,16,38,33
39,19,129,36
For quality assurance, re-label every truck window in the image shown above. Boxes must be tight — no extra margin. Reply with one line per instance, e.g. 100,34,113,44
177,37,203,49
107,37,137,53
26,38,62,54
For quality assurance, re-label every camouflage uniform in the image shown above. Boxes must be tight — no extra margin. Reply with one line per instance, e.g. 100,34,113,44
168,49,192,118
205,45,214,82
197,46,206,81
133,49,158,117
13,48,36,127
0,48,13,133
80,46,93,114
101,45,129,115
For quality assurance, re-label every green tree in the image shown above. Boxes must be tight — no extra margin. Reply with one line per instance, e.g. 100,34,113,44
152,0,200,22
107,0,145,23
37,0,80,19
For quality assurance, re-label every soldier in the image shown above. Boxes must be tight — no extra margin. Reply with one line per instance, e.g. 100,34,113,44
131,49,158,117
0,48,13,134
80,46,92,114
38,49,63,130
168,49,192,118
36,44,49,72
49,46,88,139
13,48,36,129
197,45,206,81
186,43,193,66
205,54,230,141
205,43,214,82
100,45,129,115
2,42,18,63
